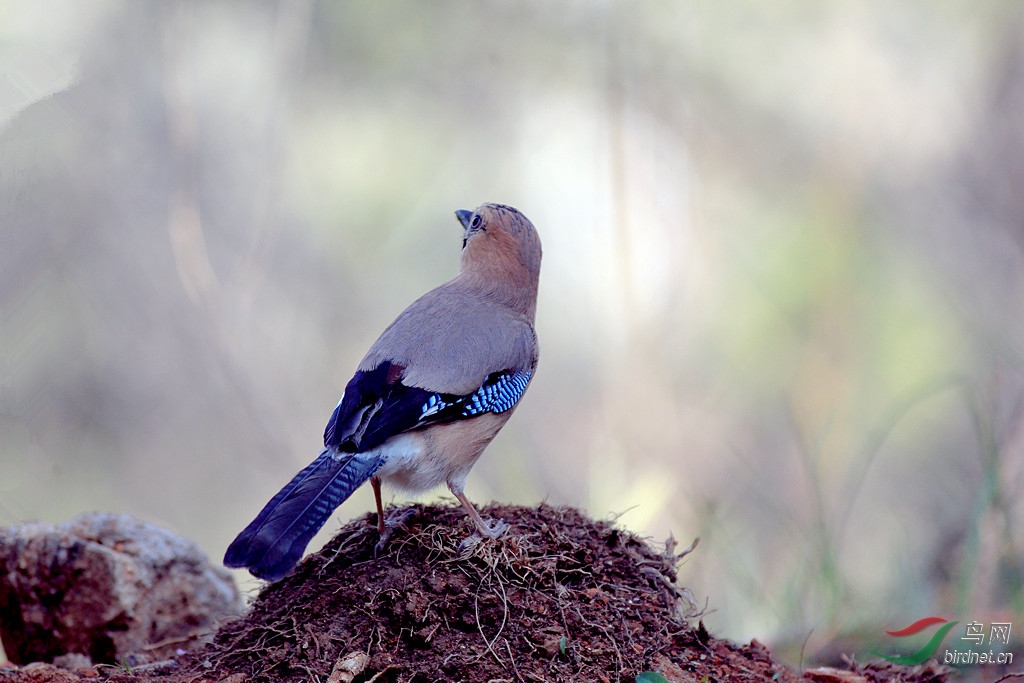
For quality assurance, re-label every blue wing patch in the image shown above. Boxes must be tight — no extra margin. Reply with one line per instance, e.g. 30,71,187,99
462,370,531,415
419,370,531,422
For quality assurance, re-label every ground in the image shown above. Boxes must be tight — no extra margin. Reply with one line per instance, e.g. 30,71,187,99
1,504,956,683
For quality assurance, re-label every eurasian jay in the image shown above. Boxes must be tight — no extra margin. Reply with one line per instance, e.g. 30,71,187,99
224,203,541,580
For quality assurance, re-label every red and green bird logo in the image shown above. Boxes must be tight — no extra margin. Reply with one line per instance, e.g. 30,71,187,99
873,617,958,665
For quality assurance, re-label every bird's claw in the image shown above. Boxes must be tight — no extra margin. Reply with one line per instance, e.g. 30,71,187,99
373,534,391,557
482,518,510,539
456,518,510,555
374,508,417,557
456,534,480,555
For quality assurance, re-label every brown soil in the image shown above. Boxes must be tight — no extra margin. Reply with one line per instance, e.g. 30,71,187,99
1,503,955,683
195,503,714,683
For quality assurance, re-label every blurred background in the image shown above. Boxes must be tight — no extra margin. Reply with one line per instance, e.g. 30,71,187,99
2,0,1023,666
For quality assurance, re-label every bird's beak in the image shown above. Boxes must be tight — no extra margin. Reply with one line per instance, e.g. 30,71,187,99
455,209,473,230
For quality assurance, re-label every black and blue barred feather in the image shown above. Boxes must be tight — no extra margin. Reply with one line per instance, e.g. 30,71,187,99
419,369,532,419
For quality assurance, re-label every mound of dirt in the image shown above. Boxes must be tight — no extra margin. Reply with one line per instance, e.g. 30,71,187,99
1,503,954,683
187,503,797,683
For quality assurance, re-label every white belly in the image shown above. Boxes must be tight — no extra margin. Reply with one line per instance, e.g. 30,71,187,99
369,412,510,494
371,432,446,492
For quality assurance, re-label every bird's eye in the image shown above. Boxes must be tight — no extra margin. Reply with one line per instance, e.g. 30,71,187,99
470,215,482,230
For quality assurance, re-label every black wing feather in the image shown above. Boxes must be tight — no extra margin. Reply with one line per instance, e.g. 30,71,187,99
324,361,435,452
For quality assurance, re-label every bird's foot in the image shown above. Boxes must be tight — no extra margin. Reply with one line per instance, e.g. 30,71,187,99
456,518,510,555
374,507,417,557
481,517,510,539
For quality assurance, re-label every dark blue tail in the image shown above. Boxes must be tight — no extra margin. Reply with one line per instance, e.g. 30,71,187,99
224,449,383,580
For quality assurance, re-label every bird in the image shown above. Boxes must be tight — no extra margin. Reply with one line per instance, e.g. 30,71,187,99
224,203,541,581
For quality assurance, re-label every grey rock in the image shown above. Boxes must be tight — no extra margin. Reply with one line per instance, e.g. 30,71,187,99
0,512,243,664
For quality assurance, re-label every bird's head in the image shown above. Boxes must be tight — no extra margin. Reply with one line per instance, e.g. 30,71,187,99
455,203,542,315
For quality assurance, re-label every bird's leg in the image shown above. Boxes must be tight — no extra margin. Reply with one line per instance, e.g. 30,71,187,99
371,476,415,556
450,484,509,539
372,476,385,534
